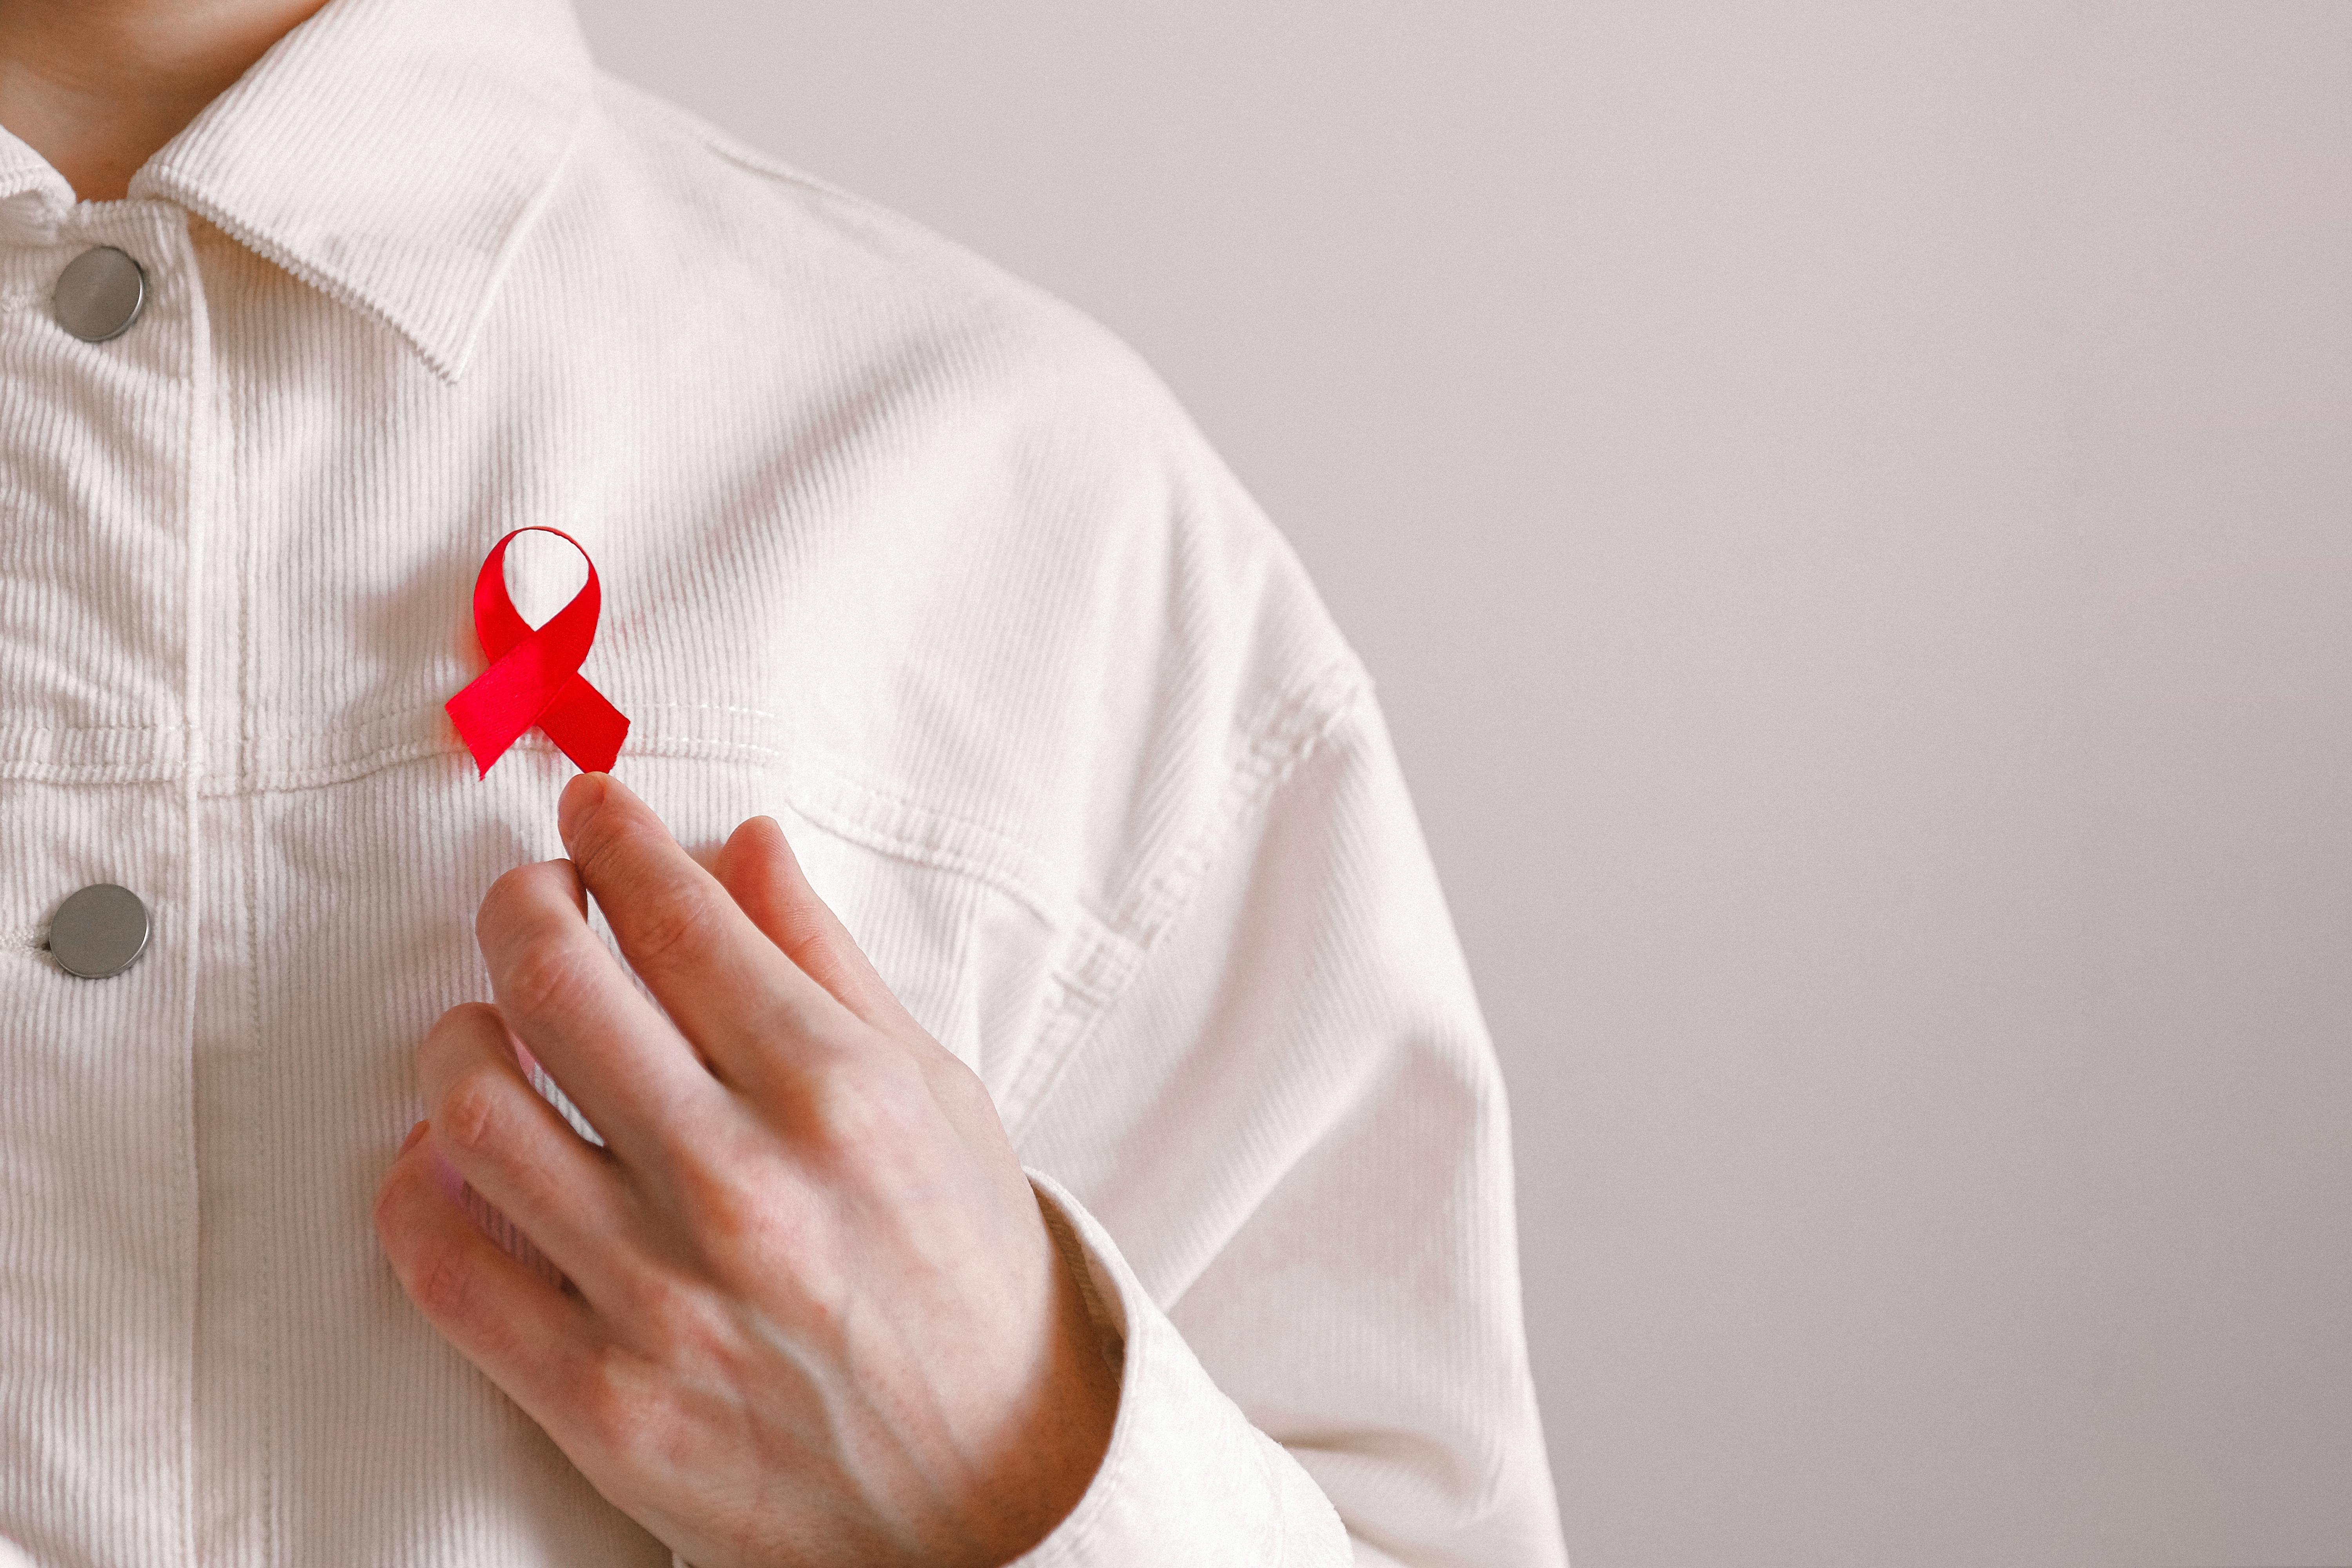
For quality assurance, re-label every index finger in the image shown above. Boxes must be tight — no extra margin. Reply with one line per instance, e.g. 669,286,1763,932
555,773,853,1091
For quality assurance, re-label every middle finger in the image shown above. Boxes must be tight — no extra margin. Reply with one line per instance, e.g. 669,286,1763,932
555,773,856,1097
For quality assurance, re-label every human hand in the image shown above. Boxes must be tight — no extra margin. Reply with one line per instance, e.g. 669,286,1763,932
372,773,1120,1568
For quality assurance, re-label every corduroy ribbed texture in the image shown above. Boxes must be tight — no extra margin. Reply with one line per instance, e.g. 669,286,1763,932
0,0,1564,1563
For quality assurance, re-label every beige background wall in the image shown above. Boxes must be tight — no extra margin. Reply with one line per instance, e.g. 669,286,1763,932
568,4,2352,1563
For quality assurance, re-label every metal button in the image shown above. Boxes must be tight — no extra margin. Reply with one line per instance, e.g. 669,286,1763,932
49,884,151,979
52,247,147,343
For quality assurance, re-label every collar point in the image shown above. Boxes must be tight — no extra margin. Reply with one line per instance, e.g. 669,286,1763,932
413,336,473,386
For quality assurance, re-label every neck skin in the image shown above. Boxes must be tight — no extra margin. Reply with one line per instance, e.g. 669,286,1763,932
0,0,331,201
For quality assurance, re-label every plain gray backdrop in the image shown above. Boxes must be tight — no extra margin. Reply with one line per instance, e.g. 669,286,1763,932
568,4,2352,1563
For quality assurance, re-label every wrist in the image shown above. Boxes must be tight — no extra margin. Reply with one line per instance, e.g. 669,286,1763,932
958,1192,1123,1566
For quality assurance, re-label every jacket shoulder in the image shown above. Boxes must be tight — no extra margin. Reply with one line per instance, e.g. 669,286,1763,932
561,76,1372,951
581,73,1114,374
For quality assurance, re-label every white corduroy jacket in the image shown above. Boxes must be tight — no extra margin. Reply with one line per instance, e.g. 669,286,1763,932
0,0,1566,1563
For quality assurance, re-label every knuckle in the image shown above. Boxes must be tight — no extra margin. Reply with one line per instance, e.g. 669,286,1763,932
501,934,592,1023
574,1343,650,1456
436,1063,513,1155
742,984,828,1050
673,1159,764,1256
626,889,722,973
628,1274,714,1361
927,1053,998,1130
409,1240,478,1324
806,1052,929,1156
668,1147,809,1286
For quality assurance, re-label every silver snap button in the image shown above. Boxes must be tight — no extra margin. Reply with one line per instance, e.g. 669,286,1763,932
49,884,151,979
53,247,148,343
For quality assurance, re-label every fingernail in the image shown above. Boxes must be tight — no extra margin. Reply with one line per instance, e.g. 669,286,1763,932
400,1119,429,1153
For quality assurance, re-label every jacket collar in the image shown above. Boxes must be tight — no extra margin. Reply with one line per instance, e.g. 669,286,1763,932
2,0,593,381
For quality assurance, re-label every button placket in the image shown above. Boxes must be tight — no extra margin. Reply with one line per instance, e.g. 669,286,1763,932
0,201,208,1562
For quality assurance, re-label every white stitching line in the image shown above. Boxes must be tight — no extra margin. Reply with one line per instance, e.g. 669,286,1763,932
0,698,785,746
0,762,183,783
0,721,180,734
1106,655,1370,944
781,777,1079,940
787,764,1074,929
998,667,1372,1138
174,199,212,1568
194,731,773,794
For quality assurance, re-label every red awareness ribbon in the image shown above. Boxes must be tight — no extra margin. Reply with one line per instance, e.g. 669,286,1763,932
444,526,630,777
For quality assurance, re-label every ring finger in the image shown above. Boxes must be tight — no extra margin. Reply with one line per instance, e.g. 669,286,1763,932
418,1001,647,1313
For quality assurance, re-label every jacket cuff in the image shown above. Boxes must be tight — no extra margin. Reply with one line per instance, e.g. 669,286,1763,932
1004,1166,1349,1568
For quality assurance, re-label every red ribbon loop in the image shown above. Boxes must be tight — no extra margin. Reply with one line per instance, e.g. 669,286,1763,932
445,526,630,777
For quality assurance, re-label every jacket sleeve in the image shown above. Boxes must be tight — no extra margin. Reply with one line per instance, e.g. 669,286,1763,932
1001,677,1569,1568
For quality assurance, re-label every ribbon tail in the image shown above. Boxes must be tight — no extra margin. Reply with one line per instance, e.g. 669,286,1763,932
445,682,534,778
535,675,631,774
